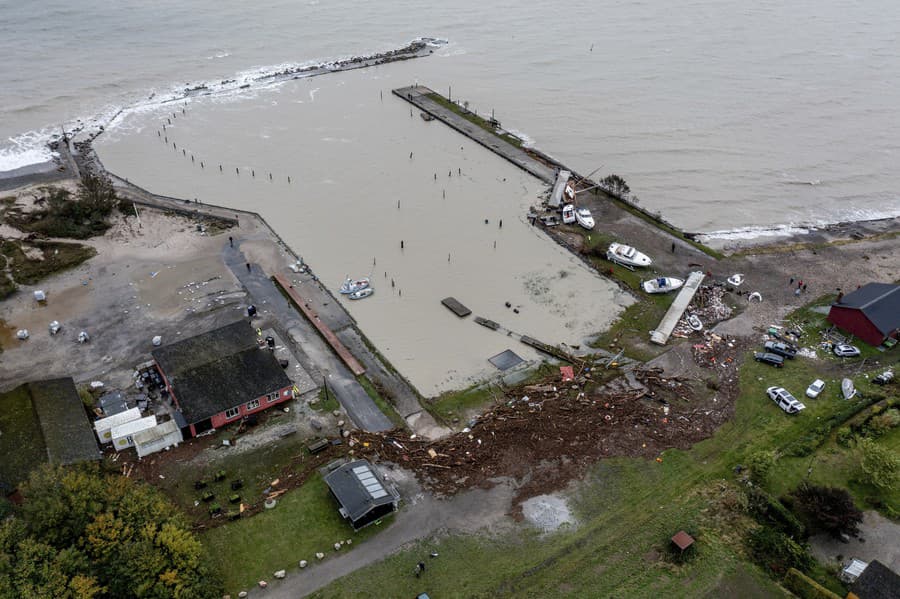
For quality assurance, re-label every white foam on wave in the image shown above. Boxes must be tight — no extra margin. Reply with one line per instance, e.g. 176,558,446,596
507,128,536,148
1,130,59,171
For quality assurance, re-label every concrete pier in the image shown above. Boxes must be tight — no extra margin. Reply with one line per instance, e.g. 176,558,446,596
649,271,705,345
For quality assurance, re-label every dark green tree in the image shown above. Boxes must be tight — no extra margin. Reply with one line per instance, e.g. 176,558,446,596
789,483,862,538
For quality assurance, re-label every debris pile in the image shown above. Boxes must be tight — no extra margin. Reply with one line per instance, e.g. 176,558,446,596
353,368,719,511
673,285,733,336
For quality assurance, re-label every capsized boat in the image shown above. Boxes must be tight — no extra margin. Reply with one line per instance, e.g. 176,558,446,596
561,204,576,225
348,288,374,300
727,273,744,286
606,242,652,268
340,276,370,294
687,314,703,331
642,276,684,294
841,378,857,400
575,207,595,230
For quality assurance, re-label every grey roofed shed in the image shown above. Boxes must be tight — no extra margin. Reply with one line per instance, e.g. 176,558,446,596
323,459,399,529
27,378,101,466
833,283,900,337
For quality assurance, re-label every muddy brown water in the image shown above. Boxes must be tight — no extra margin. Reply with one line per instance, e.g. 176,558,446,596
96,68,632,396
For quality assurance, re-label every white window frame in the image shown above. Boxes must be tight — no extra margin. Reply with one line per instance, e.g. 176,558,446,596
267,391,280,403
224,406,240,420
246,398,260,411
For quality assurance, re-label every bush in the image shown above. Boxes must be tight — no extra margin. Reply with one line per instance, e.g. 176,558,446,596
866,409,900,437
746,486,805,539
789,484,862,539
747,526,813,576
9,175,118,239
859,438,899,490
836,427,854,448
784,568,842,599
747,450,776,485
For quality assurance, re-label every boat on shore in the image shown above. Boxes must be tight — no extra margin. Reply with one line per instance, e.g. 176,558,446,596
340,277,370,294
606,242,652,268
561,204,576,225
575,207,595,230
687,314,703,331
348,288,374,300
841,378,857,400
642,276,684,294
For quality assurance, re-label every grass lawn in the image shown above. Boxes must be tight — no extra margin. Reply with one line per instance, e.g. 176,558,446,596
426,93,524,148
311,343,897,598
204,473,387,594
357,375,406,429
0,239,96,286
0,385,48,487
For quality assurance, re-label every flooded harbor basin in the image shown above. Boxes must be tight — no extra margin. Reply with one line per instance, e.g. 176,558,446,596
96,63,632,395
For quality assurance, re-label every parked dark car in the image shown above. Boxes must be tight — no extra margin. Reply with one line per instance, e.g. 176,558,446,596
754,352,784,368
764,341,797,359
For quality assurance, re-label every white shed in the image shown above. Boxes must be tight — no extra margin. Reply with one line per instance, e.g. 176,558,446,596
110,415,157,451
133,420,183,458
94,407,142,444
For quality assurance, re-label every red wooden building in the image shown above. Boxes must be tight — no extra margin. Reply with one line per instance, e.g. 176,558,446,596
152,321,293,437
828,283,900,347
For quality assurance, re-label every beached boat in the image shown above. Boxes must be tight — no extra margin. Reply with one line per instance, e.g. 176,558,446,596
561,204,576,225
841,378,857,400
340,277,370,294
564,183,576,201
606,243,652,268
348,288,374,300
575,207,595,230
727,273,744,287
642,277,684,294
687,314,703,331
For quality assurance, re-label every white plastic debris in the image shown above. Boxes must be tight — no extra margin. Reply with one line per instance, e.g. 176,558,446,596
78,331,90,343
274,570,286,579
315,552,325,560
299,560,308,568
33,290,47,302
16,329,29,340
49,320,61,334
90,381,104,390
748,291,762,302
152,335,162,346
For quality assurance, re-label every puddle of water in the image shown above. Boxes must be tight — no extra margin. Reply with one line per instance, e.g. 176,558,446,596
97,64,632,395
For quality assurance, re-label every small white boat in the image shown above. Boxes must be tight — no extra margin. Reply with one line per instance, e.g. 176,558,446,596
606,243,652,268
564,183,576,201
340,277,370,294
727,273,744,287
841,378,857,400
642,277,684,294
348,288,374,300
561,204,576,225
575,207,595,230
687,314,703,331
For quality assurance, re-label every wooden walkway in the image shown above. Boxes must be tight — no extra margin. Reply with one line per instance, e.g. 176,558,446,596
273,273,366,376
649,271,706,346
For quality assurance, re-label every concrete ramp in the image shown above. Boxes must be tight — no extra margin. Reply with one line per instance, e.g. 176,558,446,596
650,271,705,345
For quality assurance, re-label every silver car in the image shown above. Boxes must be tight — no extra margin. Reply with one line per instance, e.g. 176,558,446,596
806,379,825,398
833,344,860,357
766,386,806,414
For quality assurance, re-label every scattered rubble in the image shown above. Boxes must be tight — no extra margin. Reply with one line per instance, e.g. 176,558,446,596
673,285,733,338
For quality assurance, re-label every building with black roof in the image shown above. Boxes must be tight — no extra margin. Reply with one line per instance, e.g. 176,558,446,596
323,459,400,529
152,320,294,437
0,378,100,489
850,560,900,599
828,283,900,346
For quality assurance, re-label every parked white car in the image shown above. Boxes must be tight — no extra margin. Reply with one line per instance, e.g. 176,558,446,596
806,379,826,399
833,344,860,358
766,386,806,414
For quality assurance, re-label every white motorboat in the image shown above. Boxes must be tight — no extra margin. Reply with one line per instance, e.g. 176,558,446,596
687,314,703,331
575,207,595,230
841,378,857,400
642,277,684,294
561,204,576,225
564,183,576,201
727,273,744,287
606,243,652,268
348,288,374,300
340,277,370,294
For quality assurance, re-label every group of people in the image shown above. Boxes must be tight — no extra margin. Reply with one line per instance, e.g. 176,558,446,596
789,277,809,296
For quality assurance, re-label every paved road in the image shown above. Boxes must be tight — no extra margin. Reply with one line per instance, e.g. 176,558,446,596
224,243,392,432
249,477,514,598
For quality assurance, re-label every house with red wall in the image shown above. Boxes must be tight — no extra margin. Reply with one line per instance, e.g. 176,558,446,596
827,283,900,347
152,320,293,437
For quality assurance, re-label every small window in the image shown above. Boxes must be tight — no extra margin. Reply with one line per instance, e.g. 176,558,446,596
267,392,279,403
246,399,260,411
224,407,240,420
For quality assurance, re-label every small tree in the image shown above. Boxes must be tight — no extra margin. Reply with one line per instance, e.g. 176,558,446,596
859,438,899,490
747,450,777,485
789,483,862,538
601,174,630,196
